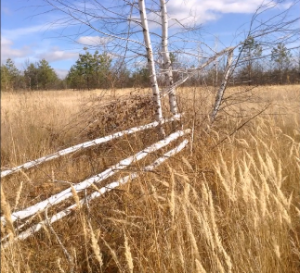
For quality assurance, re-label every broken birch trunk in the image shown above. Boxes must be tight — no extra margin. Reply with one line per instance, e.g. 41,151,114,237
2,139,189,247
168,47,236,91
1,114,182,178
1,129,190,226
210,49,234,122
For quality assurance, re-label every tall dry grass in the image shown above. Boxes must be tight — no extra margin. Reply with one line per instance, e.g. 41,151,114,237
1,85,300,272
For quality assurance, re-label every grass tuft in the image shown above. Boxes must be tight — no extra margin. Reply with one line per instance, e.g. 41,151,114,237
1,86,300,272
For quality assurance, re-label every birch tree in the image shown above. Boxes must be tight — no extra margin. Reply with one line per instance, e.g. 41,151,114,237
1,0,300,248
138,0,165,136
210,49,234,123
40,0,299,121
160,0,178,115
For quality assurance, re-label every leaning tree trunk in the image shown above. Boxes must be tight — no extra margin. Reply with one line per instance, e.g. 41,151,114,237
138,0,165,137
164,47,235,91
160,0,178,115
210,49,234,123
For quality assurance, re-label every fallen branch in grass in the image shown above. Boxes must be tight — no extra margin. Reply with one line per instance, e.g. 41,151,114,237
1,114,182,178
1,129,190,226
2,139,189,247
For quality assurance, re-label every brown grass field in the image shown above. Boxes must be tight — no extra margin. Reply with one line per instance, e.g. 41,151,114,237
1,85,300,272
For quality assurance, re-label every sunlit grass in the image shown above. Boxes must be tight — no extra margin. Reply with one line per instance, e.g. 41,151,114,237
1,85,300,272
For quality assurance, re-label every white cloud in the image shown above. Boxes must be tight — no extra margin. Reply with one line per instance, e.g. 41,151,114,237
164,0,291,27
1,38,31,61
167,1,217,26
2,23,65,40
1,37,12,47
134,0,265,30
77,36,112,46
38,49,78,62
201,0,264,13
55,69,69,79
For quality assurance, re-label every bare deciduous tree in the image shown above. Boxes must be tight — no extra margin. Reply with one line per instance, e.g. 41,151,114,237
1,0,299,249
160,0,178,115
138,0,165,136
40,0,299,121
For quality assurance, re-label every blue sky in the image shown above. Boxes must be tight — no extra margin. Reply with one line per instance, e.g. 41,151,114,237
1,0,299,78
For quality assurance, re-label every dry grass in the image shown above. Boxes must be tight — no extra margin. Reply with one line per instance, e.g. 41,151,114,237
1,85,300,272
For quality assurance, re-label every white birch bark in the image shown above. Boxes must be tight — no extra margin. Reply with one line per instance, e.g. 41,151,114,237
1,129,190,226
1,114,181,178
160,0,178,115
2,139,188,247
138,0,165,136
169,47,235,91
210,49,234,122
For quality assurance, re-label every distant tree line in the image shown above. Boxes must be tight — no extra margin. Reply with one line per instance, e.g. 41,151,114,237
1,59,63,91
1,41,299,92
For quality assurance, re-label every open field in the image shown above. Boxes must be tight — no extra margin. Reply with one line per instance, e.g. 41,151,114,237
1,85,300,272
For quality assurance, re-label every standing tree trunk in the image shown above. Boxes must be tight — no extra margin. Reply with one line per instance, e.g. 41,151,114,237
248,48,252,86
210,49,234,123
160,0,178,115
138,0,165,137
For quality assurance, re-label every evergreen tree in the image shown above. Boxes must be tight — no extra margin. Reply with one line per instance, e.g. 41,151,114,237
37,59,59,89
239,36,262,85
1,65,10,91
1,59,22,91
24,62,39,90
271,43,292,70
131,67,150,87
24,60,58,90
67,50,112,90
271,43,292,84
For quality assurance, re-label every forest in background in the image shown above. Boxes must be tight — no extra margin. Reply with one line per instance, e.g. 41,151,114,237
1,40,300,91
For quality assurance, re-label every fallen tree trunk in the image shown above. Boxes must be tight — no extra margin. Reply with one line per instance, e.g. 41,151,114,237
2,139,189,247
1,114,182,178
1,129,190,226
